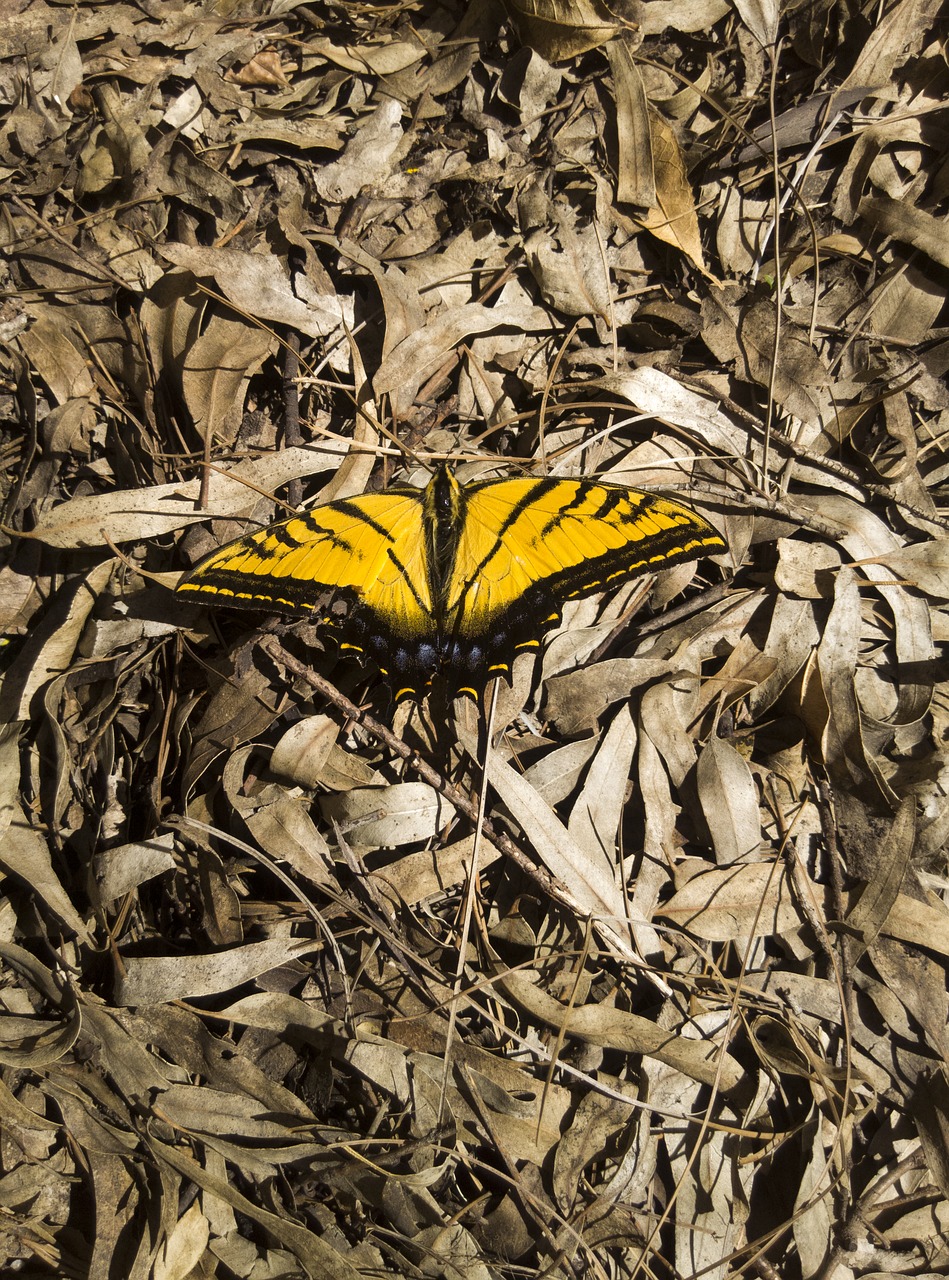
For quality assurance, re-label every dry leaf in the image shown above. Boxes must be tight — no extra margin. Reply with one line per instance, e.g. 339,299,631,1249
661,862,802,940
637,110,708,272
225,49,290,88
504,0,625,60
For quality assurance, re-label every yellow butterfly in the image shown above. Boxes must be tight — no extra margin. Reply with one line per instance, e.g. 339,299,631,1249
176,466,725,701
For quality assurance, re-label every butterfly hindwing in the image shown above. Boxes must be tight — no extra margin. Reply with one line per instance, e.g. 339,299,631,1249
176,488,433,638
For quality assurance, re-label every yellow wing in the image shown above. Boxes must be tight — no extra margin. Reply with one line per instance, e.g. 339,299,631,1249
176,489,433,639
438,475,725,691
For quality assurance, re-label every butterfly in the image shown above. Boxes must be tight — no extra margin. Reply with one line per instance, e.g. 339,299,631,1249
176,465,726,702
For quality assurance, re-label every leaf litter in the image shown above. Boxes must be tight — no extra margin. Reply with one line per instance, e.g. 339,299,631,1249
1,1,949,1277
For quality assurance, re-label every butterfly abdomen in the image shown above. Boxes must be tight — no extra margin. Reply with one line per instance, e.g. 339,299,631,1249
425,466,467,606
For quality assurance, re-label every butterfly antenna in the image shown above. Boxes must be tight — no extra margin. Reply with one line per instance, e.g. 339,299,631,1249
437,680,499,1127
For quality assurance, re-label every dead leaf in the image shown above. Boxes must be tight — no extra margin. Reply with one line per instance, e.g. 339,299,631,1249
661,862,802,940
29,445,350,548
606,34,654,207
115,929,319,1005
225,49,291,88
504,0,625,60
696,735,762,864
637,111,708,272
319,782,456,849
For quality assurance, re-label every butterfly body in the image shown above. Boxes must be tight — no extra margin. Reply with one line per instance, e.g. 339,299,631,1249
176,465,726,701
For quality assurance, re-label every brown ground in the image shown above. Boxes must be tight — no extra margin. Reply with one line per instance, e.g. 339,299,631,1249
1,2,948,1277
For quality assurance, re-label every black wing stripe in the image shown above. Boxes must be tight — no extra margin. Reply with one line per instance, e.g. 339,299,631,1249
329,500,402,542
384,545,431,616
176,568,346,614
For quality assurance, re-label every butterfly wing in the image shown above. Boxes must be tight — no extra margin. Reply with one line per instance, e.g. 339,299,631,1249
441,476,725,694
176,489,434,648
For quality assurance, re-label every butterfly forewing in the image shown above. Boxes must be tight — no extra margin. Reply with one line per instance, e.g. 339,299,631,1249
177,490,433,637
